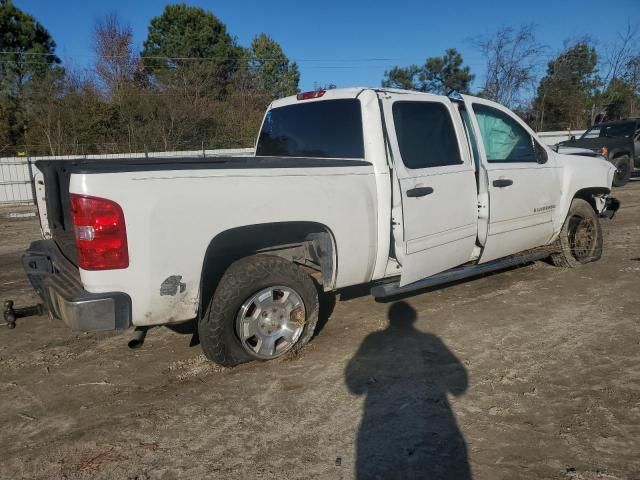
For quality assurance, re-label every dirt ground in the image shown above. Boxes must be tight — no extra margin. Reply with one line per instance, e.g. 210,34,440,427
1,180,640,480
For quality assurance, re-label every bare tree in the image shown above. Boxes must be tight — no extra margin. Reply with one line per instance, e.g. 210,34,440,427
94,13,147,151
592,21,640,121
601,21,639,88
626,55,640,110
93,13,140,97
473,25,547,108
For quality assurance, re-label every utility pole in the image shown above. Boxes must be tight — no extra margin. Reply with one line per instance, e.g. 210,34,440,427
628,56,639,117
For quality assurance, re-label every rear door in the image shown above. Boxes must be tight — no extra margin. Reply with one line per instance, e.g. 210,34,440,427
464,98,560,262
383,93,478,286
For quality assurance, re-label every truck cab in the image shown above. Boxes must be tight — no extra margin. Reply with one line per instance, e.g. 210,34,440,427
377,89,560,285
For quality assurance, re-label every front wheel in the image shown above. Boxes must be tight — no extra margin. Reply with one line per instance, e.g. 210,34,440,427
612,156,631,187
199,255,319,367
551,198,603,268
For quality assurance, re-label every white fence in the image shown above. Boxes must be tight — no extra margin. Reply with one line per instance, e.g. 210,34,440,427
0,148,254,205
537,130,586,146
0,158,33,203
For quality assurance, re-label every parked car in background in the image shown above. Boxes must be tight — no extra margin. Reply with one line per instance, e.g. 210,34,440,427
559,118,640,187
23,88,619,367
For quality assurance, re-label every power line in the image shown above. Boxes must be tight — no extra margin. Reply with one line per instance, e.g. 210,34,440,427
0,49,604,61
0,50,617,77
0,59,415,70
0,50,398,62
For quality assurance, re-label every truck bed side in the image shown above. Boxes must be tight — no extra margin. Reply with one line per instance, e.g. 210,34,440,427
63,156,379,326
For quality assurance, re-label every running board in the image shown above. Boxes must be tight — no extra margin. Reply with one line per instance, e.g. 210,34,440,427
370,250,551,298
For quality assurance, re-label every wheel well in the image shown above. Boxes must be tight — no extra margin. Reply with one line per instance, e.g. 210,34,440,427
573,187,610,212
198,222,336,318
612,150,631,159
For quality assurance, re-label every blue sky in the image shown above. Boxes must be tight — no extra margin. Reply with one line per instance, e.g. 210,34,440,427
14,0,640,92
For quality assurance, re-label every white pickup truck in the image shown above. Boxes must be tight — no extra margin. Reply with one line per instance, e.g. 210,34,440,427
23,87,619,366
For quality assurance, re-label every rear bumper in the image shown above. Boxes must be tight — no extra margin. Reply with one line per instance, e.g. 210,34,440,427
22,240,131,331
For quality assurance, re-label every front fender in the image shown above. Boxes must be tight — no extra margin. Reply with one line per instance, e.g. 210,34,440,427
553,152,616,232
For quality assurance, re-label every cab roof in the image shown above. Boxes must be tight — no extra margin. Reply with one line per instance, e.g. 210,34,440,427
593,118,638,127
269,87,460,109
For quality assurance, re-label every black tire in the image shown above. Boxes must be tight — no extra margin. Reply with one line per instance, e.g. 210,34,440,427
551,198,603,268
612,155,631,187
199,255,319,367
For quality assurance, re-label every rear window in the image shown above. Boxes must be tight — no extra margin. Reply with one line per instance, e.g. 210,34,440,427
256,99,364,158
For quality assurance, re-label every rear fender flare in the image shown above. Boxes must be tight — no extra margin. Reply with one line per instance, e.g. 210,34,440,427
198,222,337,317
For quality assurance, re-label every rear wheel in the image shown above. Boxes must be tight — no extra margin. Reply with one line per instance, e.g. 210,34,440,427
199,255,319,367
612,155,631,187
551,198,603,268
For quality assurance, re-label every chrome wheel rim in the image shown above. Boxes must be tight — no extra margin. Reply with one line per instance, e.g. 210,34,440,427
235,286,306,360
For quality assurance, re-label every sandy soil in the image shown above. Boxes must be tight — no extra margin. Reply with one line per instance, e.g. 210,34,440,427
1,181,639,480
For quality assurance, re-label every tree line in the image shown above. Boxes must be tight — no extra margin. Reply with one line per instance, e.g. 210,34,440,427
1,0,639,157
0,1,299,156
383,24,640,132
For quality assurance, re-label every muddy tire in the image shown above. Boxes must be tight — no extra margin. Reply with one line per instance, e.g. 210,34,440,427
199,255,319,367
612,155,631,187
551,198,603,268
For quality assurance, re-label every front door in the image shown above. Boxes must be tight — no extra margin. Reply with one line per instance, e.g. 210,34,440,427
384,94,478,286
465,99,560,262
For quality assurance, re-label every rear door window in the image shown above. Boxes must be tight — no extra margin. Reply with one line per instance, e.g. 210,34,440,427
603,122,635,138
256,99,364,158
392,101,462,169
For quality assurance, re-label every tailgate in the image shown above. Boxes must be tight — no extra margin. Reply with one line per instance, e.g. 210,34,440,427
35,160,78,265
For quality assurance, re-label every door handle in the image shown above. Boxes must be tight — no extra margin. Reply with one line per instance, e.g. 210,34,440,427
406,187,434,197
492,179,513,188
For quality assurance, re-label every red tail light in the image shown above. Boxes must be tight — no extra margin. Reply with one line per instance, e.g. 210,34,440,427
70,194,129,270
296,89,325,100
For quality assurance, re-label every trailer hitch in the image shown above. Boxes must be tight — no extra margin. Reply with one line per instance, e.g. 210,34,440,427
3,300,44,329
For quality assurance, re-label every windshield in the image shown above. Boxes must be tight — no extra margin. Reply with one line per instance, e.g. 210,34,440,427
581,127,601,139
256,99,364,158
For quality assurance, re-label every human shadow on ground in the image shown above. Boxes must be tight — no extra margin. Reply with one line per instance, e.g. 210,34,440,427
345,301,471,480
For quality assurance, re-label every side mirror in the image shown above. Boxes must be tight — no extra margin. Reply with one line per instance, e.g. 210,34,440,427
534,139,548,164
569,135,576,142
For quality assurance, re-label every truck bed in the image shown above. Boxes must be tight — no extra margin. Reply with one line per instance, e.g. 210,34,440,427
35,153,374,272
46,153,379,325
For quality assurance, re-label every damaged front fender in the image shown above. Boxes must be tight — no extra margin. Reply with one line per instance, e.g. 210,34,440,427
598,196,620,219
